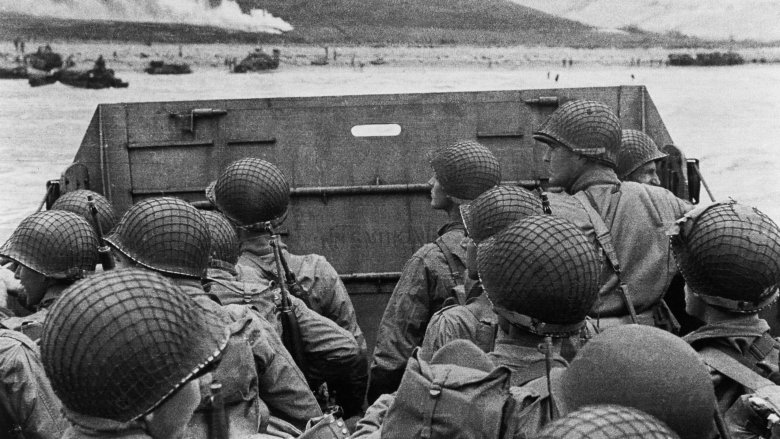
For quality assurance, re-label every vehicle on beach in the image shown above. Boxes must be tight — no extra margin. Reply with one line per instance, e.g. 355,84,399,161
28,67,129,89
144,60,192,75
32,85,729,351
232,48,281,72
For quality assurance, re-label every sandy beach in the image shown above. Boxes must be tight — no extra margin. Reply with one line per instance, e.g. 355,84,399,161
3,41,780,72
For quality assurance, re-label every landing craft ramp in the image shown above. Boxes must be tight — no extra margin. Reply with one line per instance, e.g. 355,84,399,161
62,85,688,352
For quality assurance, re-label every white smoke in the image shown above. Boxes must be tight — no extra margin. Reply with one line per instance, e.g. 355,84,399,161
0,0,293,33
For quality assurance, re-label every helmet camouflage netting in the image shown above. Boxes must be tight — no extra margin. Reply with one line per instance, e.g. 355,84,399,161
669,201,780,312
533,100,622,168
40,269,229,422
460,185,543,244
429,139,501,200
477,215,599,331
0,210,98,279
105,197,210,279
213,158,290,227
536,405,679,439
616,129,668,179
51,189,118,236
201,210,239,267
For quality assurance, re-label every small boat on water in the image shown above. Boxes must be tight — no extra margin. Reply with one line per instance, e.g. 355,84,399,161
144,60,192,75
0,65,28,79
28,67,128,89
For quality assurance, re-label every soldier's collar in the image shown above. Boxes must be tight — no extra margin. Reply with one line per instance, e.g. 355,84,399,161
493,306,585,338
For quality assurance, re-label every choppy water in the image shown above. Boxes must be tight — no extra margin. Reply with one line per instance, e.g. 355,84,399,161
1,63,779,241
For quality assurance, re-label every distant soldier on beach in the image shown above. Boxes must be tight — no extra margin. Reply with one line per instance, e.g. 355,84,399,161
535,100,692,331
368,139,501,403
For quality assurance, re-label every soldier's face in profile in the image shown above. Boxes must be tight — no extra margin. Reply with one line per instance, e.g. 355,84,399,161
544,144,582,189
627,161,661,186
428,175,451,210
15,265,48,307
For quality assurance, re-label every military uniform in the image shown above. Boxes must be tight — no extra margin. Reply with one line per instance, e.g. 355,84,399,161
548,170,691,322
421,290,497,358
0,329,67,439
237,237,366,351
488,329,569,387
0,285,64,342
206,266,368,419
368,222,467,401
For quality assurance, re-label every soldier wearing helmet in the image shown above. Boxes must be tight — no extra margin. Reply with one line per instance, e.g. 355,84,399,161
534,99,692,330
50,189,118,237
206,158,367,353
0,210,98,341
420,185,543,358
511,325,716,438
104,197,322,434
478,215,600,386
40,269,230,439
201,210,368,420
368,139,501,403
670,202,780,419
616,129,668,186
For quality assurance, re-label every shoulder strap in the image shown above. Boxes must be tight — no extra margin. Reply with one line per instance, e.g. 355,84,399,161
699,347,775,392
435,238,466,304
573,191,621,273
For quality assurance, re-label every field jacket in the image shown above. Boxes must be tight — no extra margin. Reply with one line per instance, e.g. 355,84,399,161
368,222,467,403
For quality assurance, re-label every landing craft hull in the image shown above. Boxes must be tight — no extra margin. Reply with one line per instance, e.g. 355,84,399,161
53,85,703,351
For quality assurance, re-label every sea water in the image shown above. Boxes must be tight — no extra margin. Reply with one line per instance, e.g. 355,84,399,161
1,63,779,241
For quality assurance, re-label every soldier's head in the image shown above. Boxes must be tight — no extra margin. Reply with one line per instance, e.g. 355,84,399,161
201,210,239,274
207,157,290,232
560,325,715,439
477,215,600,337
616,130,667,186
460,185,543,279
536,405,680,439
428,140,501,211
51,189,118,236
0,210,98,308
105,197,211,280
669,201,780,318
40,269,229,437
534,100,621,191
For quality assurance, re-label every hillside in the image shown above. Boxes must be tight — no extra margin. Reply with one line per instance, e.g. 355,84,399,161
509,0,780,43
0,0,724,47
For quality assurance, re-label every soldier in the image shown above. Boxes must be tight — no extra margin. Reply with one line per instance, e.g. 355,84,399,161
368,139,501,403
512,325,717,438
40,269,230,439
534,99,691,330
206,158,366,352
201,209,368,419
1,328,68,438
0,210,98,341
616,129,668,186
670,202,780,417
420,185,543,357
50,189,118,237
478,215,600,386
535,405,680,439
103,197,321,433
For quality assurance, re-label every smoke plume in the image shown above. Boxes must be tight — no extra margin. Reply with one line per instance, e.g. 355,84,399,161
0,0,293,33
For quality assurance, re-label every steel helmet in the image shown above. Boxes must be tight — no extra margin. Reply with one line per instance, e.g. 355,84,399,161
669,201,780,313
212,158,290,227
459,185,543,244
105,197,210,279
477,215,600,335
201,210,239,268
533,100,622,168
50,189,118,236
616,129,668,179
561,325,715,439
536,405,679,439
429,139,501,200
40,269,229,422
0,210,98,280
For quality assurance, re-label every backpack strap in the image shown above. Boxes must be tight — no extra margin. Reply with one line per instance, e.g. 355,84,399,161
699,347,775,392
573,191,638,323
435,237,466,305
